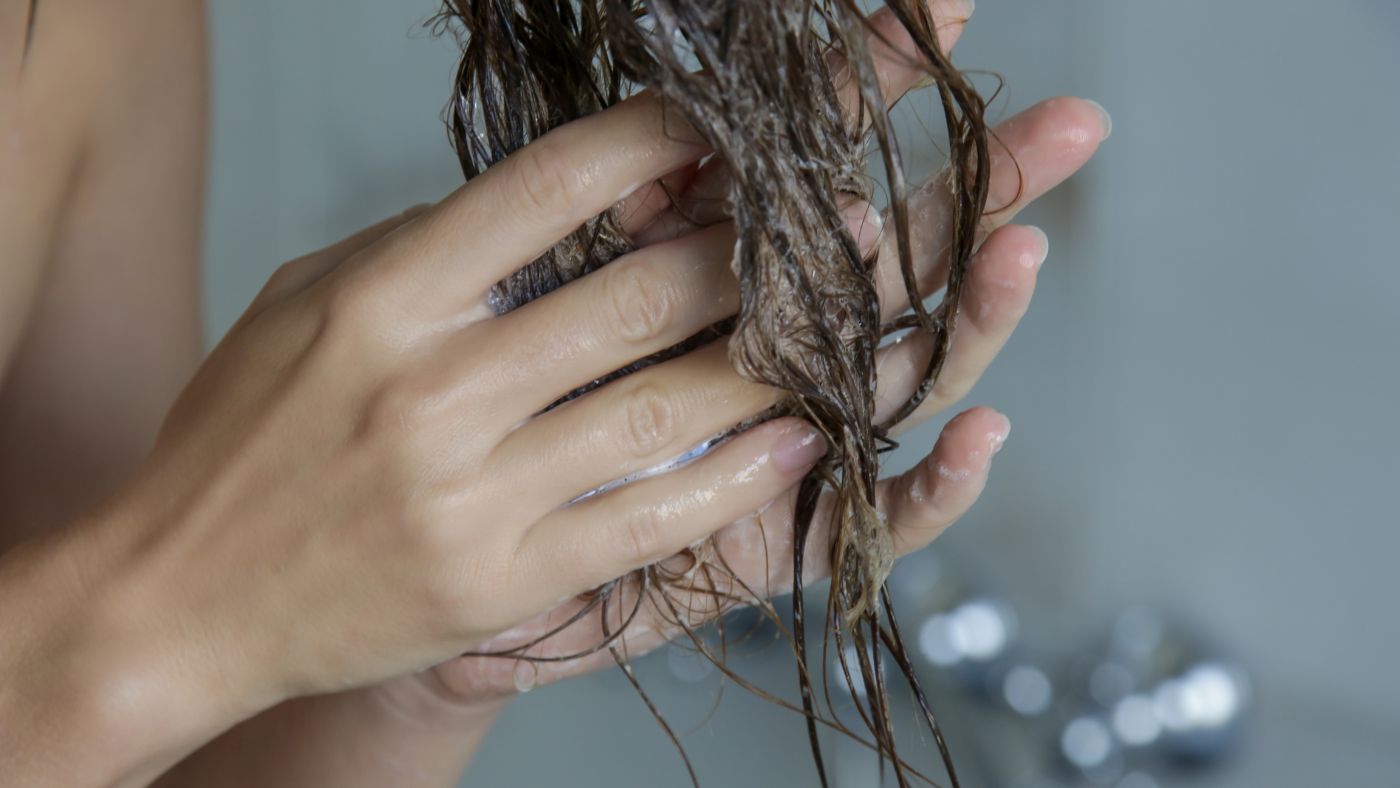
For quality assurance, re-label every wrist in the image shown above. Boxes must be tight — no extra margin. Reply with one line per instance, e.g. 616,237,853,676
0,529,195,785
0,504,268,786
81,490,285,737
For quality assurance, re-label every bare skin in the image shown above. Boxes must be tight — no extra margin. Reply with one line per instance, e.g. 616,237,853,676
0,1,1107,786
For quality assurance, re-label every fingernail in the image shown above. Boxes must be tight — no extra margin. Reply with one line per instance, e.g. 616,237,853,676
1084,99,1112,141
773,425,828,473
964,0,976,17
1025,226,1050,269
841,201,885,256
987,414,1012,459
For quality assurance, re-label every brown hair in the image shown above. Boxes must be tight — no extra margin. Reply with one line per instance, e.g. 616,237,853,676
435,3,991,785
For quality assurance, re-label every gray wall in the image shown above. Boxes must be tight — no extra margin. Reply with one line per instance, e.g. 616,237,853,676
205,2,1400,785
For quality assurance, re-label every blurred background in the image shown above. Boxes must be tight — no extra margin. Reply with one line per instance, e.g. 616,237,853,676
203,1,1400,786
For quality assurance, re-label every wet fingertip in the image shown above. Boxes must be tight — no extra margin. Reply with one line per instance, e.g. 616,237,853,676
989,413,1011,454
772,423,829,474
1025,226,1050,269
840,200,884,256
1083,98,1113,141
951,408,1010,467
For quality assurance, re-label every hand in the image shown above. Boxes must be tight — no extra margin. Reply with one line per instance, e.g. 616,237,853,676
381,1,1109,711
64,86,859,762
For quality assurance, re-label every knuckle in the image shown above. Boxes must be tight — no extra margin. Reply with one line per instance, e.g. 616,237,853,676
607,262,674,344
620,382,676,458
402,496,469,565
420,560,470,626
320,274,382,339
411,524,518,635
253,257,325,314
265,257,309,293
929,374,971,410
509,139,578,215
363,377,433,443
617,506,667,566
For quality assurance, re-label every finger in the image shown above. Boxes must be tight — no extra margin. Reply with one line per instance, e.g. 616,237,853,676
468,222,740,418
613,159,702,238
875,406,1009,553
521,417,829,594
448,405,1006,697
711,404,1008,596
362,93,710,318
633,0,972,246
249,204,431,312
468,203,880,422
503,405,1007,677
436,568,712,698
831,0,974,129
491,341,782,514
874,224,1046,430
875,96,1109,320
435,597,633,698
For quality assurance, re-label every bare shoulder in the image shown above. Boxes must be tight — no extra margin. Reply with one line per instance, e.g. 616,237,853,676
1,0,207,372
0,0,207,543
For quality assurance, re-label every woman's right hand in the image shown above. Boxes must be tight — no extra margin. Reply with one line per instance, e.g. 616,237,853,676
55,90,847,757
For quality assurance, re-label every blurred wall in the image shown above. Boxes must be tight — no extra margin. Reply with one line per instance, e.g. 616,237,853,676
204,2,1400,785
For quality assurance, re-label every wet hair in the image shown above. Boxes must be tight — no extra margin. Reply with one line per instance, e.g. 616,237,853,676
434,3,991,785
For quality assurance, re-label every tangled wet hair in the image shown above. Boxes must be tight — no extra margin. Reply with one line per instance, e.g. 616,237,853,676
434,2,992,785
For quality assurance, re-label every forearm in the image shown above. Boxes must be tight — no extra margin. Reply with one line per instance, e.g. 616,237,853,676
155,681,506,788
2,478,503,788
0,521,237,788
